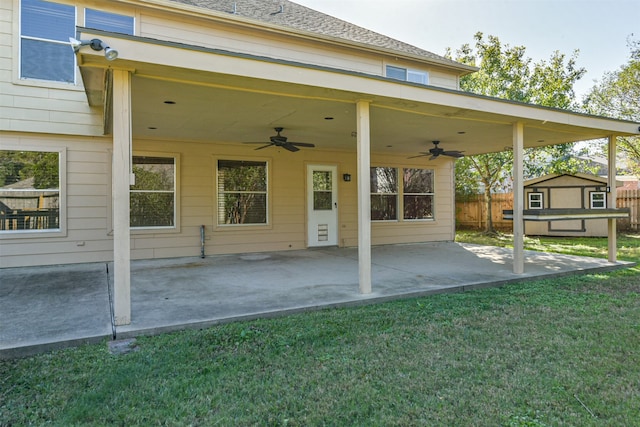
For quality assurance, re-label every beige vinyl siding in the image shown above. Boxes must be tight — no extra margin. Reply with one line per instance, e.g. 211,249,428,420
139,10,461,89
0,0,104,136
140,11,383,76
1,134,455,267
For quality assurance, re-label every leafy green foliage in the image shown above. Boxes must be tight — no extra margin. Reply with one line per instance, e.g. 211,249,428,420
0,150,59,189
583,37,640,175
449,33,589,232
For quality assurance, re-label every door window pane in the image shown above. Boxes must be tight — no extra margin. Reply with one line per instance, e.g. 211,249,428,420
313,171,332,210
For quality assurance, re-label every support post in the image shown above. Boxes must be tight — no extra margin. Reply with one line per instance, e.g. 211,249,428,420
608,135,617,263
356,100,372,294
512,122,525,274
112,69,132,325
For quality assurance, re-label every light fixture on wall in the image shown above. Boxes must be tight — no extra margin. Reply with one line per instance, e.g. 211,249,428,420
343,173,352,182
69,37,118,61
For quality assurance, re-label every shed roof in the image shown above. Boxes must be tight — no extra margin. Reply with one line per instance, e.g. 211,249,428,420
525,173,620,187
169,0,475,72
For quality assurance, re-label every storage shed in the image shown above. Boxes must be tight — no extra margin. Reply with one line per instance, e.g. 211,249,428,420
522,174,624,237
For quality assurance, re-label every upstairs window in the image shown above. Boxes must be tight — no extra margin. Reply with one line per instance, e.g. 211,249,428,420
20,0,76,83
386,65,429,85
528,192,543,209
590,192,606,209
19,0,134,83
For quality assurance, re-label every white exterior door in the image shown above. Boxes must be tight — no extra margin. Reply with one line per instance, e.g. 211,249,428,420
307,165,338,247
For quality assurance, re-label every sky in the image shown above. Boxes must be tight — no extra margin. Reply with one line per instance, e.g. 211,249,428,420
294,0,638,99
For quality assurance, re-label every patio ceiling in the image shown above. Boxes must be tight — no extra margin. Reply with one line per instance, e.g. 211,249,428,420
77,31,640,158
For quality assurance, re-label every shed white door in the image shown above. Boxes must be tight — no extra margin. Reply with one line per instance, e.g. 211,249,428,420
307,165,338,247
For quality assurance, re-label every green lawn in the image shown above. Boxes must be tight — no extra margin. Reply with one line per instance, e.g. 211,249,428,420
1,233,639,426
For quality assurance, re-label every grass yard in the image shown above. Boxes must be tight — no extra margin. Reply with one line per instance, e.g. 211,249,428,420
1,233,639,426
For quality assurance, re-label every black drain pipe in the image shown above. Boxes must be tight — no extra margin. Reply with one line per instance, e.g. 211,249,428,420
106,263,116,339
200,225,206,258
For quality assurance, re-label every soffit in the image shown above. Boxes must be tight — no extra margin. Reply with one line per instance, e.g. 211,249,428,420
76,35,639,158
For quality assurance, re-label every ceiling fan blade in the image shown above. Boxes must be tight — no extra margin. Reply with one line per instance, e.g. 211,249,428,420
429,154,439,160
289,142,315,148
254,144,273,150
443,151,465,158
282,143,300,152
408,153,429,159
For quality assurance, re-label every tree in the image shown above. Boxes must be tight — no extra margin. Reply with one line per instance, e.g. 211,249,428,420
448,32,587,233
583,37,640,175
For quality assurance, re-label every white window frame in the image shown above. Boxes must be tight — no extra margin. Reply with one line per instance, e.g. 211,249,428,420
590,191,606,209
370,166,398,222
528,192,543,209
216,158,269,227
402,168,435,221
386,65,430,85
0,145,67,239
130,154,178,230
16,0,135,87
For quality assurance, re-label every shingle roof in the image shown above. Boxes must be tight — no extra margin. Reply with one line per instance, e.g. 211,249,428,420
169,0,472,71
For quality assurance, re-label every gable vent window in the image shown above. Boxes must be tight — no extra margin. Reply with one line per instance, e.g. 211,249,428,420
386,65,429,85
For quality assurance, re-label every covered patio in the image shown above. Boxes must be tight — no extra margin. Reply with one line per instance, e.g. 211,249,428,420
0,242,630,358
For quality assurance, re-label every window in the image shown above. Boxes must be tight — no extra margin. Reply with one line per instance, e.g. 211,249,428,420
590,192,606,209
20,0,76,83
403,168,434,220
19,0,134,83
218,160,267,225
528,192,543,209
370,167,398,221
0,149,61,232
85,9,134,34
130,156,176,228
386,65,429,85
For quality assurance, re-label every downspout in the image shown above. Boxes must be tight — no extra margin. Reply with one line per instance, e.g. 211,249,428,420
200,225,206,258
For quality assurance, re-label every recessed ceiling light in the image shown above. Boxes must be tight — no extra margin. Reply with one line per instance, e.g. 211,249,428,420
537,139,545,143
148,127,157,130
386,145,393,148
164,100,176,104
324,117,334,120
458,131,466,134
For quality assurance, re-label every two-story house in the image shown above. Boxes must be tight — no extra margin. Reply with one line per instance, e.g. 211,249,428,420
1,0,638,325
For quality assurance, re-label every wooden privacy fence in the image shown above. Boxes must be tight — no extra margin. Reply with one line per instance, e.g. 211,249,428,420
456,191,639,232
456,193,514,230
617,189,639,231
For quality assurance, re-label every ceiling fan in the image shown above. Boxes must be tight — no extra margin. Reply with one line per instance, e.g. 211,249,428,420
246,127,315,152
409,141,464,160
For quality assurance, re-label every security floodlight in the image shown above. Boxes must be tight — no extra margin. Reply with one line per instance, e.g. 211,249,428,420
69,37,118,61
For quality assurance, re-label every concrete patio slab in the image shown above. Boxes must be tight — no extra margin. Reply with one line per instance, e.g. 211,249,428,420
0,242,631,359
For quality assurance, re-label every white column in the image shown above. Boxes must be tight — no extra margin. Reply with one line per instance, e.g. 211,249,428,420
608,135,617,263
512,122,525,274
356,100,372,294
112,69,132,325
